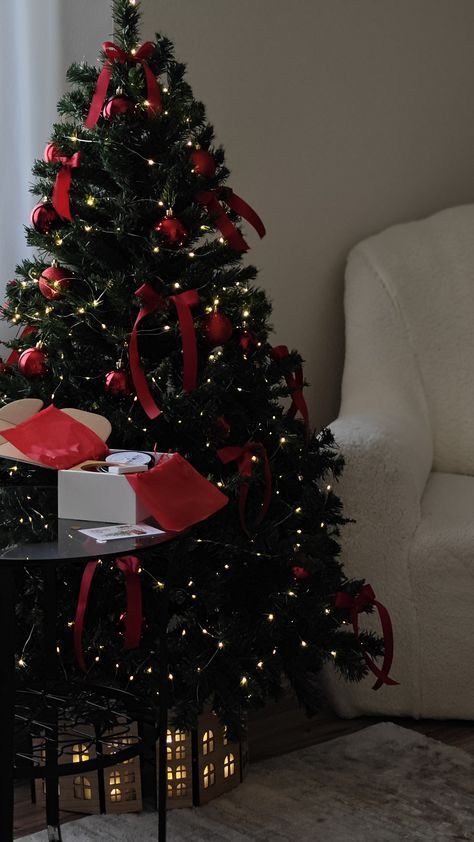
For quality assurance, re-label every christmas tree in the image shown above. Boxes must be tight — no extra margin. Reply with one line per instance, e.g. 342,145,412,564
0,0,385,729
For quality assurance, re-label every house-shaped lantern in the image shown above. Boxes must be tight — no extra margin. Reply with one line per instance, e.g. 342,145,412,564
34,721,142,815
34,711,247,815
163,710,248,808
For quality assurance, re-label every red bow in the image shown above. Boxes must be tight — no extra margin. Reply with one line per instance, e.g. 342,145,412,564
218,442,272,536
271,345,310,441
129,285,201,419
335,584,399,690
45,147,81,221
74,555,143,673
85,40,161,129
196,187,265,252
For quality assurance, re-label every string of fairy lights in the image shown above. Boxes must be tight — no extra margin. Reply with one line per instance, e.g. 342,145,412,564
5,1,350,701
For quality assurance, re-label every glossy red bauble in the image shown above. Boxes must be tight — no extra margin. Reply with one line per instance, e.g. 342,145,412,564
153,216,188,246
103,96,134,119
38,265,71,300
30,202,61,235
44,143,61,163
191,149,217,179
202,311,233,346
292,565,311,581
105,368,133,396
18,347,48,378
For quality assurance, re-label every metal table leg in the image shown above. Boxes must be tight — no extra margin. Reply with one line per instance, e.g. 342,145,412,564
157,573,170,842
0,565,16,841
43,565,62,842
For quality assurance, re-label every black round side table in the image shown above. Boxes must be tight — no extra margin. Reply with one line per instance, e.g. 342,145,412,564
0,515,179,842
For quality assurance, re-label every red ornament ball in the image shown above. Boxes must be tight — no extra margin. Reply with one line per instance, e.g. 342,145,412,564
240,329,258,355
191,149,217,179
18,347,48,378
105,368,133,396
103,96,134,119
31,202,61,235
202,311,233,346
44,143,61,163
38,265,71,300
154,215,188,246
292,565,311,580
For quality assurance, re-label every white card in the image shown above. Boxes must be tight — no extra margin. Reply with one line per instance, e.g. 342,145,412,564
79,523,165,542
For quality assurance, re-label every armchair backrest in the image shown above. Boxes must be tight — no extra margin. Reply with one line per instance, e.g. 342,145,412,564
342,204,474,475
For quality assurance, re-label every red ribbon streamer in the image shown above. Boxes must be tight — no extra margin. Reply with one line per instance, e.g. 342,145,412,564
271,345,310,440
169,290,200,392
196,187,266,252
5,325,37,366
129,283,165,420
218,441,272,536
335,584,399,690
74,556,143,673
85,40,161,129
115,556,143,650
47,150,81,221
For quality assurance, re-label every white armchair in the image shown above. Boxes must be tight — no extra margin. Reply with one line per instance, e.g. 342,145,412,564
326,204,474,719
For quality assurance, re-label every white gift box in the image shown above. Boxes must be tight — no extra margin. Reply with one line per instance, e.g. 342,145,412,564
57,451,156,524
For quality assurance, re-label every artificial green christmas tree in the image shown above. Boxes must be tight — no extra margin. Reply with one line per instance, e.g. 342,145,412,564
0,0,390,729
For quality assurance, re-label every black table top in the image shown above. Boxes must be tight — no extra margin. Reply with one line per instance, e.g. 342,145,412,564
0,518,179,565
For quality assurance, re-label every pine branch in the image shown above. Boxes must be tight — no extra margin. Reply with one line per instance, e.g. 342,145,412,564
112,0,142,49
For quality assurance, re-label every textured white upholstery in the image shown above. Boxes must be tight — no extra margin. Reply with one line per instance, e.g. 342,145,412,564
325,205,474,718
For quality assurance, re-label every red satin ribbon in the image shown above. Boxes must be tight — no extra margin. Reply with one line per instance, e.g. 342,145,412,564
129,283,165,420
196,187,266,252
335,584,399,690
48,151,81,221
218,441,272,536
6,325,37,365
271,345,310,440
85,40,161,129
74,556,143,673
169,290,200,392
115,556,143,650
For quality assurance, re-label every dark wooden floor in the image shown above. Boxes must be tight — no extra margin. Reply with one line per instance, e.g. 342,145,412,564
14,694,474,838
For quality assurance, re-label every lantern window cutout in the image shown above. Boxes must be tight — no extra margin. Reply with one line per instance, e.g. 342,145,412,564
109,771,121,786
175,764,187,781
202,730,214,755
74,776,92,800
176,782,187,797
223,726,228,746
72,743,90,763
224,754,235,779
203,763,216,789
110,788,122,803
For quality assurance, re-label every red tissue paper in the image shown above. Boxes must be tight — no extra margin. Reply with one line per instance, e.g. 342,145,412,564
1,405,108,469
126,452,228,532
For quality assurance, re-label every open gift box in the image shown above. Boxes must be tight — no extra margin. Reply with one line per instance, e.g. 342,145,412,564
0,401,228,528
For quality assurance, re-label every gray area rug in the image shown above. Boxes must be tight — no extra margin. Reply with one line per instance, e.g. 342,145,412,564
19,722,474,841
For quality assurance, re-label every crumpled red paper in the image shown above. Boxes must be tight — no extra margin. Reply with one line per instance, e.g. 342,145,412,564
1,405,108,469
126,452,228,532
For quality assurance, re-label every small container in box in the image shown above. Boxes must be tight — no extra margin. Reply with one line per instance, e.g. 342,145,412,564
58,450,156,523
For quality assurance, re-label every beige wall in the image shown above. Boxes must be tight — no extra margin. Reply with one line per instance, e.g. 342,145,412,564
141,0,474,426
